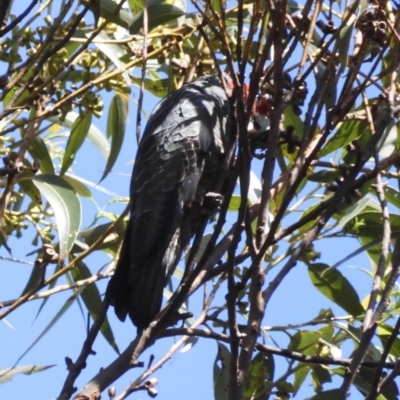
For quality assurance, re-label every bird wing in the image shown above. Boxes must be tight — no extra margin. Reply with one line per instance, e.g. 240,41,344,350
107,76,231,329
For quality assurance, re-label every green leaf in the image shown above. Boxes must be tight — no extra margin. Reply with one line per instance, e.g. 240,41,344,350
333,195,378,228
131,77,170,98
0,365,55,384
308,263,364,317
27,137,55,175
129,0,186,34
32,175,81,260
355,367,398,400
73,220,126,253
172,266,184,280
337,16,355,77
63,175,92,198
288,331,321,355
20,263,46,296
299,200,328,234
225,6,254,25
71,260,119,353
344,209,400,239
180,336,199,353
81,0,133,29
281,106,305,163
307,170,341,183
214,342,230,400
244,352,274,400
377,118,397,158
284,105,304,139
384,186,400,209
90,30,129,72
128,0,143,13
63,174,121,198
320,119,368,157
228,195,241,211
101,93,127,182
378,324,400,358
49,112,110,160
3,87,29,108
311,365,332,392
87,30,132,86
17,172,42,204
61,112,92,175
358,236,384,275
32,265,61,321
304,389,341,400
294,364,310,395
333,366,397,400
318,325,334,341
275,381,294,395
0,227,11,254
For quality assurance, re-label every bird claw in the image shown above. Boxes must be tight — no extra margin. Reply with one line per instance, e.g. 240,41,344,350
203,192,224,214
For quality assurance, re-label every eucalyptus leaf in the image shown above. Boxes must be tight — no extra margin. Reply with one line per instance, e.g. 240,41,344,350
0,365,55,384
101,93,127,182
63,175,92,198
213,342,230,400
337,16,355,77
294,365,310,395
61,112,92,175
244,352,274,400
377,118,397,158
81,0,133,29
320,119,368,157
49,112,110,160
131,77,170,98
71,260,119,353
129,0,186,34
288,331,321,355
27,137,55,175
308,263,364,317
32,175,81,260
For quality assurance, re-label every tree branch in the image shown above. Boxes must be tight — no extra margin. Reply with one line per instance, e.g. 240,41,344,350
161,327,398,369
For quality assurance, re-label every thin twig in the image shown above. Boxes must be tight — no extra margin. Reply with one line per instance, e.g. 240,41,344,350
255,1,286,248
0,271,111,307
363,171,390,330
294,0,322,81
0,0,39,37
58,299,111,400
366,316,400,400
135,0,148,144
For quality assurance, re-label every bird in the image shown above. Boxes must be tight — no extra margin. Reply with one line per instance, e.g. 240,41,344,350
106,75,232,330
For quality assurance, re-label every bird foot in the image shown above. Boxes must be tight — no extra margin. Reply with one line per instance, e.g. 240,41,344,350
203,192,224,214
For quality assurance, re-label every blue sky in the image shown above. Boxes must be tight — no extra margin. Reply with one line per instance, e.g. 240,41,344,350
0,1,396,400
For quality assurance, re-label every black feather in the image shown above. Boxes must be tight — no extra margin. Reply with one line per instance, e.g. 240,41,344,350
106,75,231,330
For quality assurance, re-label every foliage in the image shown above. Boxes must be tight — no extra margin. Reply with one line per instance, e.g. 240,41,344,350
1,0,400,399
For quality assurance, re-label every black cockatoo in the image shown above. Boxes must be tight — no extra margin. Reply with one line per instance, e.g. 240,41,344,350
106,75,232,330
